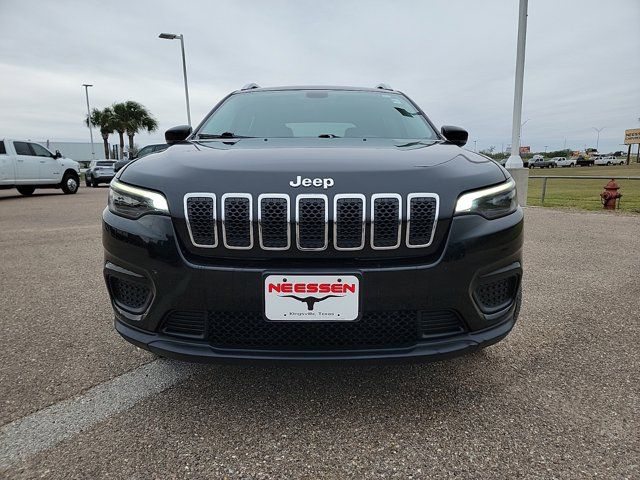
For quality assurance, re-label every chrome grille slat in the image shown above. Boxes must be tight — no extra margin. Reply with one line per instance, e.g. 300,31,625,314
184,193,217,248
406,193,439,248
296,194,328,251
371,194,401,250
221,193,253,249
334,194,365,251
258,194,290,250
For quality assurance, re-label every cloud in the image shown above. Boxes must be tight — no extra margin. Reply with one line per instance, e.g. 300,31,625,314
0,0,638,153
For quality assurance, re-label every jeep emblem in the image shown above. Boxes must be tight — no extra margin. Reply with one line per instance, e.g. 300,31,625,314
289,176,334,189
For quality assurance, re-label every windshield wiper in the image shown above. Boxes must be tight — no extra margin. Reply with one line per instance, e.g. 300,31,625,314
197,132,253,139
318,133,340,138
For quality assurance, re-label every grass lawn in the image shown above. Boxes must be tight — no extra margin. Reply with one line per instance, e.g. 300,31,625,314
526,161,640,213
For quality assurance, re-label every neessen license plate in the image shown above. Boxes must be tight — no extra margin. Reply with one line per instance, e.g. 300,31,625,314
264,275,359,321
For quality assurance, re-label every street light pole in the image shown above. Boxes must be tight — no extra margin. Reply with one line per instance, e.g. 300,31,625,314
504,0,530,206
159,33,192,127
506,0,529,170
592,127,604,151
82,84,95,160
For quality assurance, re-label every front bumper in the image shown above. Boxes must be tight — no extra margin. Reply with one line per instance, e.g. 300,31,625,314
103,207,524,363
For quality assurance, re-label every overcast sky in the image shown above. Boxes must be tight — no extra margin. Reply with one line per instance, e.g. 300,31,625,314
0,0,638,154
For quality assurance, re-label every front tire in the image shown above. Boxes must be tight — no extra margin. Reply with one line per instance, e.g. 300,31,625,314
61,172,79,194
17,186,35,196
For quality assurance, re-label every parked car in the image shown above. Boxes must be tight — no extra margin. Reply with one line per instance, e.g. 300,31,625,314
575,156,594,167
554,156,576,167
85,160,116,187
104,84,523,364
136,143,168,158
528,156,556,168
114,144,168,172
0,139,80,195
594,155,624,166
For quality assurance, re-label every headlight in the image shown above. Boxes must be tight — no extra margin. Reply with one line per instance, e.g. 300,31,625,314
454,179,517,219
108,179,169,219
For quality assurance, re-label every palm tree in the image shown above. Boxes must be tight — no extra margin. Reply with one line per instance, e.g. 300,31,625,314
112,101,158,155
86,107,115,159
111,102,128,158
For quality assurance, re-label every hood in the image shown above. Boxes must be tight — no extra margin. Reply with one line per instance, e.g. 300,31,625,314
119,138,506,214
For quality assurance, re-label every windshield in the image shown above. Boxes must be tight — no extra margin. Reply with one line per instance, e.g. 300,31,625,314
96,161,114,167
197,90,438,140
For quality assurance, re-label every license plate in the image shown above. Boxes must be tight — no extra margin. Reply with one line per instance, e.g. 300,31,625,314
264,275,359,321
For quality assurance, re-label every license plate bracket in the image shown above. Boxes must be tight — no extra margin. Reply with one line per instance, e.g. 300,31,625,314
263,274,360,322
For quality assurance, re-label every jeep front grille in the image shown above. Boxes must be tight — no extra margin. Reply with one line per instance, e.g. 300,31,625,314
184,193,439,252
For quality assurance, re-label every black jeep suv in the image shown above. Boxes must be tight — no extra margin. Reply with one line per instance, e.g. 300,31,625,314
103,85,523,363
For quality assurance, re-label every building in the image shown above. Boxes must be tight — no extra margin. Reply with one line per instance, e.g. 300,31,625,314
40,140,112,162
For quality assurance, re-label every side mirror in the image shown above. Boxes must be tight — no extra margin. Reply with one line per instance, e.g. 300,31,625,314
165,125,192,144
441,125,468,147
54,150,62,159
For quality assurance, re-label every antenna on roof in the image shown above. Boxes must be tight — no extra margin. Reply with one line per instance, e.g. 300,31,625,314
241,83,261,90
375,83,393,91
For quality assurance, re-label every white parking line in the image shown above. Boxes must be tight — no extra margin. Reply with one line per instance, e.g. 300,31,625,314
0,359,201,468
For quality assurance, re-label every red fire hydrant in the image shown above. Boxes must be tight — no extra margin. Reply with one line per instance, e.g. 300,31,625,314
600,179,622,210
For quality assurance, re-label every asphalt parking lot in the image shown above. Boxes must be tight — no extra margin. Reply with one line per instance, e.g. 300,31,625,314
0,186,638,479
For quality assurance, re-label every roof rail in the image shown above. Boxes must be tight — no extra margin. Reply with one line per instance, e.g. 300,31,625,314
375,83,393,91
241,83,261,90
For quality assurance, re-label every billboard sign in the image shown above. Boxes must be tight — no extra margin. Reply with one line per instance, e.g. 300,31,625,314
519,146,530,154
624,129,640,145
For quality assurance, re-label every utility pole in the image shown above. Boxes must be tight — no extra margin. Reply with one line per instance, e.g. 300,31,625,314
82,84,96,160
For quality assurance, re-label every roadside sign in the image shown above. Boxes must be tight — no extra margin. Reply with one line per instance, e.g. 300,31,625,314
624,128,640,145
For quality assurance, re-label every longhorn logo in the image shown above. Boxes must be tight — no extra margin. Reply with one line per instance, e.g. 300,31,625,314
279,295,342,311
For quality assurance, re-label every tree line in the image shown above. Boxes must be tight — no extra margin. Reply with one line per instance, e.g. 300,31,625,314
86,101,158,159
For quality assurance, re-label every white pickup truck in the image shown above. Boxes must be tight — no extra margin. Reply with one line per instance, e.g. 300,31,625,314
594,155,625,166
0,139,80,195
554,156,576,167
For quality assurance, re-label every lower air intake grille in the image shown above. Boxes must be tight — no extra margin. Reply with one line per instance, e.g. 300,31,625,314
419,310,465,338
199,310,464,350
297,196,327,250
109,277,151,312
162,311,207,339
208,311,416,349
474,276,518,312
